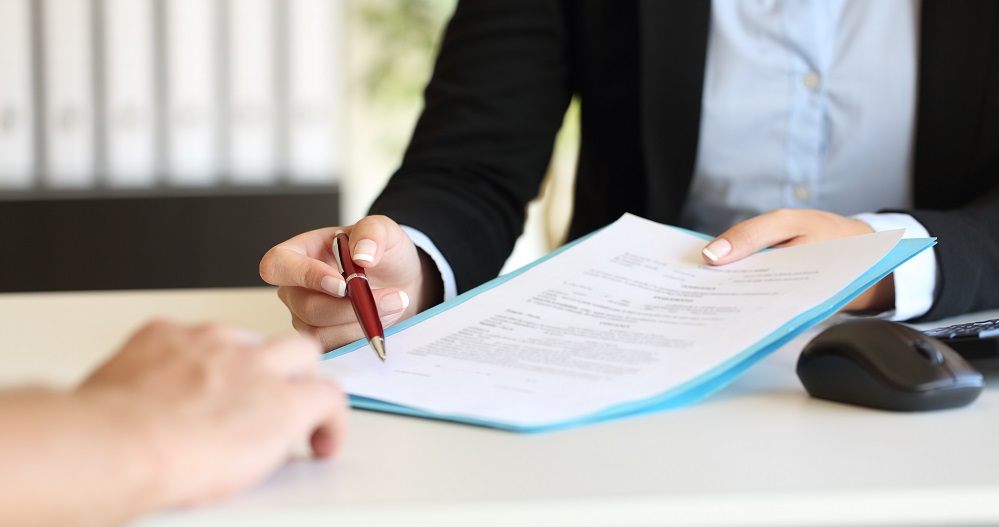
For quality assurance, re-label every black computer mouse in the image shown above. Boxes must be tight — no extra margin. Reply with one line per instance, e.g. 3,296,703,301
797,319,985,411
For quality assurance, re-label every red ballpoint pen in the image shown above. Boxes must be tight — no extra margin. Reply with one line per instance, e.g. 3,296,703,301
332,229,386,361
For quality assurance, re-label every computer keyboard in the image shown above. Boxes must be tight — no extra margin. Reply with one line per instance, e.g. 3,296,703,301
923,318,999,369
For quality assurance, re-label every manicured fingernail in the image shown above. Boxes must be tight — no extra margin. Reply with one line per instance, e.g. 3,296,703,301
321,276,346,297
353,239,376,262
379,290,410,314
702,238,731,262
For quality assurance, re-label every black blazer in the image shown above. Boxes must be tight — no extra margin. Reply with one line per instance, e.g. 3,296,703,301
371,0,999,321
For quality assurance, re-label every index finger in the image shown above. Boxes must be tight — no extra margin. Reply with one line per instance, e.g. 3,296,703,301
702,209,800,266
254,333,324,378
259,228,347,295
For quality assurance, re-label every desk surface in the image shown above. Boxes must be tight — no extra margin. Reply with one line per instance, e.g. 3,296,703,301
1,288,997,527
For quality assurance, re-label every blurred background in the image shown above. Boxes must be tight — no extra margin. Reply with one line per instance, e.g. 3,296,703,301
0,0,576,292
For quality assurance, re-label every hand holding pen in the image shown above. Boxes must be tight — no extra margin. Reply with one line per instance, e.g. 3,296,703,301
259,216,427,353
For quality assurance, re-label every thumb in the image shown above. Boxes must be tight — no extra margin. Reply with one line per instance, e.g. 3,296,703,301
343,215,415,274
344,215,428,316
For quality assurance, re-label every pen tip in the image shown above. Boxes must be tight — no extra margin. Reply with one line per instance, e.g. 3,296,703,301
371,337,386,362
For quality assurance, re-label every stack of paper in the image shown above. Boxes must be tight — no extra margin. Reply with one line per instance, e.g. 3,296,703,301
321,214,935,432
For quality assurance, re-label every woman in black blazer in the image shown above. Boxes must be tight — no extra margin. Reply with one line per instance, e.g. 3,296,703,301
261,0,999,350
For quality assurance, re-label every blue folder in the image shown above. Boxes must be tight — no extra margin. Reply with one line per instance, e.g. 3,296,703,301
323,227,936,433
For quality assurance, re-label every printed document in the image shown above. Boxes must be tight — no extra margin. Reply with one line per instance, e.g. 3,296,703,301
321,214,926,430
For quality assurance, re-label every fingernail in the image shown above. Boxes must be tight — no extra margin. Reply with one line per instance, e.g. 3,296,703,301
702,238,732,262
379,290,410,314
353,239,376,262
321,276,346,297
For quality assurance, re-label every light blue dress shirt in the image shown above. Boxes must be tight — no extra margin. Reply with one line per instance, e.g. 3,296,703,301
683,0,917,232
411,0,936,320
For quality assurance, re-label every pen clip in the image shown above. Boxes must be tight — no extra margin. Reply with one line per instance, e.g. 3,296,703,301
332,232,346,275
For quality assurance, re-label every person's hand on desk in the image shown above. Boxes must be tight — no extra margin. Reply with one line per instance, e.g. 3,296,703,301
0,320,347,527
260,214,444,351
700,208,895,314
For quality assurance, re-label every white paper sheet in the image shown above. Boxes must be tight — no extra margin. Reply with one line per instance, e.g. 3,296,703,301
322,214,905,428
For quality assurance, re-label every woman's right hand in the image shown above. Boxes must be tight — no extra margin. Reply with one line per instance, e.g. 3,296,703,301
259,215,443,351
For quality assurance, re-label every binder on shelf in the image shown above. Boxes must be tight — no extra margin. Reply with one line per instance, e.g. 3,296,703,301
164,0,221,187
0,0,36,189
42,0,97,189
286,0,344,185
103,0,158,188
226,0,278,185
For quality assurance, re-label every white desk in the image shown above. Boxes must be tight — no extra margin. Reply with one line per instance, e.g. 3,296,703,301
1,288,997,527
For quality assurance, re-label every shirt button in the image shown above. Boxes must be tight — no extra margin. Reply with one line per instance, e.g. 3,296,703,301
794,184,811,201
802,71,821,91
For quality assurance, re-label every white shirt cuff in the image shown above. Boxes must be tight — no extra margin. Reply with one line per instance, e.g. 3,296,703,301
400,225,459,302
852,212,937,321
